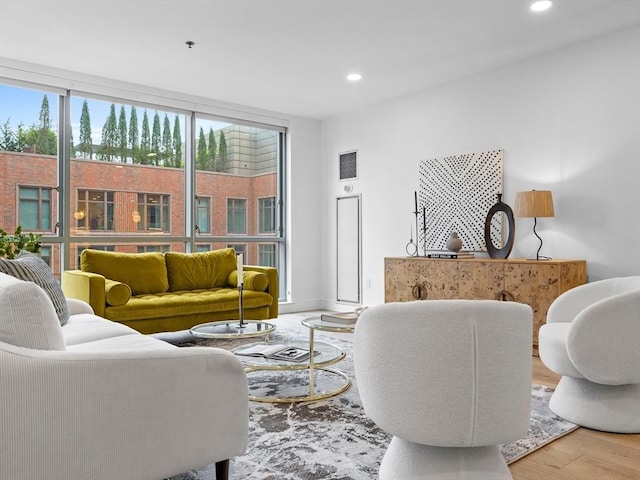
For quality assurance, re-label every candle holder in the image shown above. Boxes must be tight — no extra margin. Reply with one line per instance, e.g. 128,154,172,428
422,205,428,256
407,214,418,256
406,190,420,257
237,284,246,328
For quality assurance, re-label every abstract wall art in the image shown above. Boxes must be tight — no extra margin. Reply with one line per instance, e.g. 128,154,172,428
418,149,503,252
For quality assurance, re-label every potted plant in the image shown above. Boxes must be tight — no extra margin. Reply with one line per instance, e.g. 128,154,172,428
0,226,42,259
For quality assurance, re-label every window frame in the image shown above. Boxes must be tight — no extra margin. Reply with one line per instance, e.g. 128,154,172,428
18,185,53,232
137,192,171,232
0,80,288,301
258,196,276,234
258,242,277,268
76,189,115,231
226,197,247,235
196,195,211,234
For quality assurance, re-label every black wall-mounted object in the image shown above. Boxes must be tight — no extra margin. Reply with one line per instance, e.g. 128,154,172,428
339,151,358,180
484,193,515,259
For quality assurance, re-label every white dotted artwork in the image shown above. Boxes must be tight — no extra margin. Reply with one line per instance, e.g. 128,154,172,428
418,149,503,252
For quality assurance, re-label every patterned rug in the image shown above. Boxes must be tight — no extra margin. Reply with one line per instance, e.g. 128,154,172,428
163,314,578,480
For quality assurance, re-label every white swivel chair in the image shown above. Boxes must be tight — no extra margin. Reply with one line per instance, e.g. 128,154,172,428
354,300,533,480
538,276,640,433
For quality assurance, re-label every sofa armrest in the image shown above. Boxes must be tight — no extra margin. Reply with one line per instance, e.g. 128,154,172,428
0,341,249,480
61,270,107,317
66,297,94,315
246,265,279,318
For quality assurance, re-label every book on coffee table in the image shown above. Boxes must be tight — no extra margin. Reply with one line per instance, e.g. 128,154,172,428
235,343,314,362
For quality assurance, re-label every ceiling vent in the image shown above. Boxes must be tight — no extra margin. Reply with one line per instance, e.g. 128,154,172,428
339,150,358,181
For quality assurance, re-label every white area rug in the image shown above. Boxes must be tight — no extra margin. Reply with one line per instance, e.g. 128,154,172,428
163,313,577,480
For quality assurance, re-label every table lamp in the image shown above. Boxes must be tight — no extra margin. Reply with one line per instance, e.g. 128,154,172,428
514,190,555,260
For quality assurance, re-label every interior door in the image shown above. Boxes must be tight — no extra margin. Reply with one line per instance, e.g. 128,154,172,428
336,195,361,304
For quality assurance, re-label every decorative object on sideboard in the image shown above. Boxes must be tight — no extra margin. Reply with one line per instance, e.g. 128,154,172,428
406,191,419,256
515,190,555,261
484,193,515,259
445,232,463,252
418,149,503,252
422,205,427,255
405,224,418,256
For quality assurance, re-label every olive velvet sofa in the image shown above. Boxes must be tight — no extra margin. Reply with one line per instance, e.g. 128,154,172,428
61,247,278,334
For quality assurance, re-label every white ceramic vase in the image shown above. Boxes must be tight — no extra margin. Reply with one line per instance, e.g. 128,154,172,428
446,232,463,252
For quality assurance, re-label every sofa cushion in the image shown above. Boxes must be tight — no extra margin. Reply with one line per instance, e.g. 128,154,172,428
62,313,139,346
67,332,178,353
105,279,131,306
165,248,237,291
0,251,70,326
81,249,169,295
0,272,65,350
105,288,273,322
227,270,269,292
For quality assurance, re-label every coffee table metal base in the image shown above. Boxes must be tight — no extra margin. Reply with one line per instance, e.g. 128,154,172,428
190,320,276,339
244,366,351,403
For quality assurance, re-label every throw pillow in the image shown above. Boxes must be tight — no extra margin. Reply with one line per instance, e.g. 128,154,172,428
0,251,70,326
81,249,169,295
104,279,131,306
165,248,237,291
0,272,65,350
227,270,269,292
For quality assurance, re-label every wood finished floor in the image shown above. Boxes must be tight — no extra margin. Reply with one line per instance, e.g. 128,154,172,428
510,357,640,479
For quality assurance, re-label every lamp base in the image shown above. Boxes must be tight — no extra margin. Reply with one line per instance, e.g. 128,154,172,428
525,257,552,261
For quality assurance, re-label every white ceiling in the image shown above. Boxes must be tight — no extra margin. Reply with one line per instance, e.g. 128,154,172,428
1,0,639,120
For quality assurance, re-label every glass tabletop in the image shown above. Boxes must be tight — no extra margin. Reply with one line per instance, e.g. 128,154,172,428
232,340,345,368
190,320,276,339
301,316,356,333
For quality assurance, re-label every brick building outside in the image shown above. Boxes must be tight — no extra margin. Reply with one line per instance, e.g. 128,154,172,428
0,150,277,276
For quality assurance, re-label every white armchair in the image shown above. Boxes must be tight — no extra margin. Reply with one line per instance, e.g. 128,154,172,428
0,272,248,480
538,276,640,433
354,300,533,480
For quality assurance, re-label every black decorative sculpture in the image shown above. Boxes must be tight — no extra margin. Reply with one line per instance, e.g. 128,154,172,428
484,193,515,259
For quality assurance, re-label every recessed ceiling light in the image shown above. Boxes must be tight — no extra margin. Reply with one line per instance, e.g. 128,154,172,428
347,73,362,82
530,1,552,12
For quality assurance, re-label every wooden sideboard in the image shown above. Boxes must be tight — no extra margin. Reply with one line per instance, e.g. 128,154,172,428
384,257,587,349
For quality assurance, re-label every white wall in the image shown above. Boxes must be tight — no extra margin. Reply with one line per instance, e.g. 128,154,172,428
320,26,640,309
281,117,325,313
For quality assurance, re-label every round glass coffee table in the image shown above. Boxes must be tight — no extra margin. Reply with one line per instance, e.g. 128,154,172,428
190,320,276,340
232,316,355,403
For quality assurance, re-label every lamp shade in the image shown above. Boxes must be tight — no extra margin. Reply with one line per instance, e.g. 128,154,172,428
514,190,554,218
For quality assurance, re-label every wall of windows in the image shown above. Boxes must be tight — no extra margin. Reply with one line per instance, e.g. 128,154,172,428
0,82,286,298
